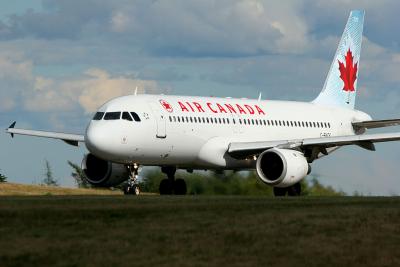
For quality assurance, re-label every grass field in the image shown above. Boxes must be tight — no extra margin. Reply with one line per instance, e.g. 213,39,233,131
0,196,400,267
0,182,123,196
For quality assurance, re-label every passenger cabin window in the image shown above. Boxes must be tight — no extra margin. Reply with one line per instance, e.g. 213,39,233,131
93,112,104,120
104,112,121,120
130,112,141,122
122,112,133,121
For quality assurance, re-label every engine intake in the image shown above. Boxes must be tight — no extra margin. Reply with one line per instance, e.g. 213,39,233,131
81,153,129,187
256,148,309,188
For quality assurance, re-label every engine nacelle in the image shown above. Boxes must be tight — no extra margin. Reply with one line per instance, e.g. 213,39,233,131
81,153,129,187
256,148,309,188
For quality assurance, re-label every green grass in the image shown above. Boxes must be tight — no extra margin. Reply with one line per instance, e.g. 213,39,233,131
0,196,400,267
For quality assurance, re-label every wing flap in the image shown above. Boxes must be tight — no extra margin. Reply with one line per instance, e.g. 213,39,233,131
302,132,400,147
228,132,400,158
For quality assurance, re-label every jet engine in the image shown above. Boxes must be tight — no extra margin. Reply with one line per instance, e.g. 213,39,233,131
256,148,310,188
81,153,129,187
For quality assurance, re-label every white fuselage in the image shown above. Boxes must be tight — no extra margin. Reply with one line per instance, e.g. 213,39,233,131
84,94,371,170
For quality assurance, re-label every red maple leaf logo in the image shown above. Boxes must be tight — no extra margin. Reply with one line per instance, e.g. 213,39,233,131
160,99,173,112
338,49,358,92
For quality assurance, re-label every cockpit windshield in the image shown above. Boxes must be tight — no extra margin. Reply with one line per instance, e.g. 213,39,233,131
104,112,121,120
96,111,141,122
93,112,104,120
131,112,141,122
122,112,133,121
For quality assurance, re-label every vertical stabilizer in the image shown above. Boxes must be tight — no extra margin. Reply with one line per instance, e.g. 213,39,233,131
313,10,364,109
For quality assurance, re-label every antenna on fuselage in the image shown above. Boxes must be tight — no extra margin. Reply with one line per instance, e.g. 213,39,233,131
134,86,138,96
258,92,262,101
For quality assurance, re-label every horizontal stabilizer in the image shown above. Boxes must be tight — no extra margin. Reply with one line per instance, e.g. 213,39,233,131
352,119,400,129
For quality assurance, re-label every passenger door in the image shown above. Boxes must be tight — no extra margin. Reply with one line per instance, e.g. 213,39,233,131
149,103,167,138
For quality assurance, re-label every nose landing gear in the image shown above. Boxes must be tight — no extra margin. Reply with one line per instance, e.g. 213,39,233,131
159,166,187,195
124,164,140,195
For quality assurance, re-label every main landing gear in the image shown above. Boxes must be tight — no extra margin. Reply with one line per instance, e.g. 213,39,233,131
159,166,187,195
124,164,140,195
273,182,301,197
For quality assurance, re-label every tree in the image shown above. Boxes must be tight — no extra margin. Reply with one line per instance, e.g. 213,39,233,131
42,160,58,186
301,177,345,196
68,161,91,188
0,170,7,183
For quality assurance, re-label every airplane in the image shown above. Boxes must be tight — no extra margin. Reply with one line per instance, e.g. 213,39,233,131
6,10,400,196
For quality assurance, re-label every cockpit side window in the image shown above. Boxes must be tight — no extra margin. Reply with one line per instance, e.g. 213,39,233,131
104,112,121,120
122,112,133,121
93,112,104,120
130,112,141,122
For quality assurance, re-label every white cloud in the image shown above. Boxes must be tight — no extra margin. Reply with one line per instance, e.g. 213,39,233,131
77,68,159,113
23,69,160,113
360,38,400,86
102,0,310,56
110,11,131,33
0,54,161,114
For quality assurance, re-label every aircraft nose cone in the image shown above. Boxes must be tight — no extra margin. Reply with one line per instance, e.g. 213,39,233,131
85,123,107,155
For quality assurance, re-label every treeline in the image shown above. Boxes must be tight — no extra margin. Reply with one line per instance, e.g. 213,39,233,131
67,161,344,196
140,170,344,196
1,161,345,196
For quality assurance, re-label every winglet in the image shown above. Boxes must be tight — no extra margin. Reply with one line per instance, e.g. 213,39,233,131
7,121,16,138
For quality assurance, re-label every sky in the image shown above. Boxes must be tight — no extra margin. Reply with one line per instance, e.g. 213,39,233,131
1,0,400,195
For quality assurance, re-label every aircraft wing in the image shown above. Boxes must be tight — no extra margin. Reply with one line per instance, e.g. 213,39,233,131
6,122,84,147
352,119,400,129
228,132,400,159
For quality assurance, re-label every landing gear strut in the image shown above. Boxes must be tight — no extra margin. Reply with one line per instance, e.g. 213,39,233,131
273,182,301,197
124,164,140,195
159,166,187,195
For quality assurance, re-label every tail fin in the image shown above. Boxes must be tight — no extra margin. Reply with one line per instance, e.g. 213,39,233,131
313,10,365,109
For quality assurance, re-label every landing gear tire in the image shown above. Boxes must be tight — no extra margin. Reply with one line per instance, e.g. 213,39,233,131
159,166,187,195
159,178,187,195
273,183,302,197
287,183,301,196
124,184,140,195
273,187,287,197
159,179,174,195
174,178,187,195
